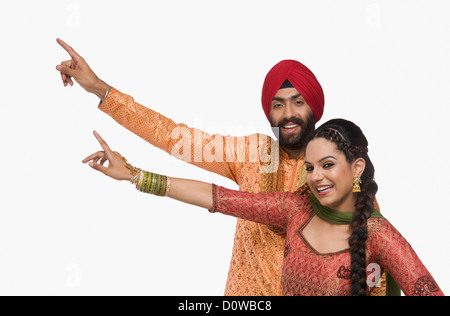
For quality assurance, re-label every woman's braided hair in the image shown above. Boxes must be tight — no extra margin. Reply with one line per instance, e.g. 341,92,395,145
307,119,378,296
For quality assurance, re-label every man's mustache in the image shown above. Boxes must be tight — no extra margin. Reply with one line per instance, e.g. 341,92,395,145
276,117,305,129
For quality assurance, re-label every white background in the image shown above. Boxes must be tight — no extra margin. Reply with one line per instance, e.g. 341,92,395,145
0,0,449,295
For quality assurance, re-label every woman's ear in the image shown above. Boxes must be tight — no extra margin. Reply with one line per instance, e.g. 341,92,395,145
352,157,366,178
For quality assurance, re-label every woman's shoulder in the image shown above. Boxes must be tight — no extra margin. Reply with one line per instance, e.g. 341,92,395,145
367,216,404,246
367,217,392,235
367,216,389,228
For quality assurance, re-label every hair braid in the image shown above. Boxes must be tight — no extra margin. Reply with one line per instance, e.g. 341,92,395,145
309,119,377,296
349,177,377,296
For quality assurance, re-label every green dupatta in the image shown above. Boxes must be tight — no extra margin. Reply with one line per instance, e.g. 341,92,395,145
309,194,401,296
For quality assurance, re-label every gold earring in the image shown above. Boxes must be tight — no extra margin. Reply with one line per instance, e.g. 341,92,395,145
353,176,362,193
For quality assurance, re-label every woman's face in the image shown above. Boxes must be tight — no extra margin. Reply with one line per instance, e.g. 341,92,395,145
305,137,364,212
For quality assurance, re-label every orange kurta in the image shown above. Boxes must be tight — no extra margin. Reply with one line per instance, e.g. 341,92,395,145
98,87,384,295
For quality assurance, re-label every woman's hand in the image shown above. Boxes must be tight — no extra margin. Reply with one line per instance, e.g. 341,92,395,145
83,130,214,209
82,130,132,181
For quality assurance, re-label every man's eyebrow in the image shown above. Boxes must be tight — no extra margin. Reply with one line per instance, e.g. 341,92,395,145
272,96,285,102
272,93,303,102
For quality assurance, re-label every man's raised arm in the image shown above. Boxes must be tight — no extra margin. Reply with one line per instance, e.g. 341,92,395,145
55,39,266,182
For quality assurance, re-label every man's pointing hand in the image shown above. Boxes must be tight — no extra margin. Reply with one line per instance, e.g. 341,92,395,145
56,38,109,100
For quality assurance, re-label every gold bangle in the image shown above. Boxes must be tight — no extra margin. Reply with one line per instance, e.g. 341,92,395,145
164,176,171,196
124,160,170,197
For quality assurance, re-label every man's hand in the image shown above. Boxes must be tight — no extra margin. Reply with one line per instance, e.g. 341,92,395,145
56,38,109,100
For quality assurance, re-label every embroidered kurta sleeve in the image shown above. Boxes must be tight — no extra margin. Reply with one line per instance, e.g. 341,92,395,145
367,219,444,296
99,87,268,182
209,185,307,229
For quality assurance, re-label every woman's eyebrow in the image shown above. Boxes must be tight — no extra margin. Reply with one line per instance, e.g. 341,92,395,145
319,155,337,162
305,155,337,165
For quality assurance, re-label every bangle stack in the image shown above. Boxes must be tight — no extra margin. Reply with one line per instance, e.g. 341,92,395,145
127,163,171,197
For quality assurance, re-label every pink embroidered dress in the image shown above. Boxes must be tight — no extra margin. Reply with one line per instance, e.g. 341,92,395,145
209,185,444,296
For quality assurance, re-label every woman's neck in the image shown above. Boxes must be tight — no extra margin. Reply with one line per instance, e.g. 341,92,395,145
326,193,357,213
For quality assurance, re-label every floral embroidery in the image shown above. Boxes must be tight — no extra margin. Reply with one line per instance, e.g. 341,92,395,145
413,276,439,296
337,266,351,280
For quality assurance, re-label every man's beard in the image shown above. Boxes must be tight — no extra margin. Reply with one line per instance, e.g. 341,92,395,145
270,113,316,151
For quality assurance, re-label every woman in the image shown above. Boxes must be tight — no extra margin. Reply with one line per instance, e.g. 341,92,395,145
82,119,443,296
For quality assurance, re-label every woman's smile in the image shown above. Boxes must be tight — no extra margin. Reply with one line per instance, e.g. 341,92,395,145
316,185,334,196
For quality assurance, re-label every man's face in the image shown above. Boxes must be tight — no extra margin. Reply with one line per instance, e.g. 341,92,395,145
269,87,316,151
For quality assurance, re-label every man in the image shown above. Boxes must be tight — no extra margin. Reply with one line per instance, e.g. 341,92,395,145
56,39,385,296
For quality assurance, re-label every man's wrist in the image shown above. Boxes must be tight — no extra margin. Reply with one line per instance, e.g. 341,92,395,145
92,79,109,100
101,85,111,103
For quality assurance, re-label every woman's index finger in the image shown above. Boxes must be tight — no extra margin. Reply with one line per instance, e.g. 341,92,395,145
93,130,112,152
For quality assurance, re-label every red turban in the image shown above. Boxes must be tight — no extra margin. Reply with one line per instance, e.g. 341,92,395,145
261,60,325,122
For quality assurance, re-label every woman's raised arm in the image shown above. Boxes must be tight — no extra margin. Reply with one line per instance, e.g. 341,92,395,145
82,130,297,228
